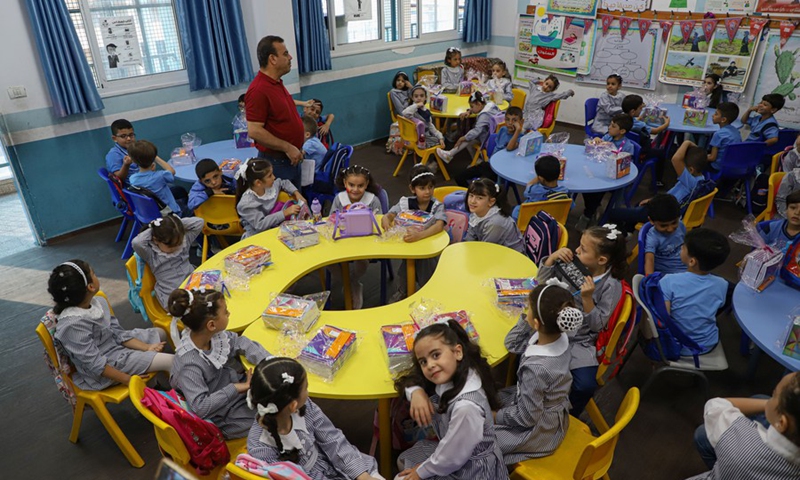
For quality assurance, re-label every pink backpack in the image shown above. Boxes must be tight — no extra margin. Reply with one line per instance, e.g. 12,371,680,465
445,210,469,243
234,453,312,479
140,388,230,475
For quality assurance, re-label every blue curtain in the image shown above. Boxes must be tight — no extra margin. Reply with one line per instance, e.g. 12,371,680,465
174,0,253,91
462,0,492,43
292,0,332,73
24,0,104,117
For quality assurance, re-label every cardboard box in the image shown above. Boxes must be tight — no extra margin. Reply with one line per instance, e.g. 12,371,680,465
641,106,667,126
518,131,543,157
683,108,709,127
430,95,448,112
606,152,632,179
682,93,700,109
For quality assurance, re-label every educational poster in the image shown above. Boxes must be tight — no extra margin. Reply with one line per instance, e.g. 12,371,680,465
547,0,599,19
600,0,650,11
576,22,663,90
99,16,142,69
576,19,598,75
756,0,800,14
753,33,800,129
660,25,759,92
344,0,372,21
515,14,593,77
705,0,755,14
651,0,697,11
532,6,565,48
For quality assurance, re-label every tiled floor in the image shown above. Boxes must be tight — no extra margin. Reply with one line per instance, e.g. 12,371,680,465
0,192,36,259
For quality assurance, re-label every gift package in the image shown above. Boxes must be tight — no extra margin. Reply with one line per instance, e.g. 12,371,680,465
184,270,224,292
457,80,475,97
641,106,667,126
682,92,701,109
683,108,709,127
219,159,241,176
729,216,785,292
381,324,417,375
233,130,254,149
262,294,321,333
428,310,479,342
429,95,448,112
584,137,614,159
298,325,358,382
278,221,320,251
331,203,381,240
606,152,632,179
224,245,272,276
517,131,543,157
395,210,433,230
494,277,538,307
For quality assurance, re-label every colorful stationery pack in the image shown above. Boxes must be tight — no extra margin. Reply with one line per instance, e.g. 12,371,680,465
262,294,321,333
518,131,543,157
395,210,433,230
278,221,320,250
641,106,667,126
683,108,709,127
494,277,538,306
606,151,632,179
224,245,272,276
219,159,241,176
427,310,479,342
298,325,358,382
184,270,224,292
381,324,418,375
430,95,448,112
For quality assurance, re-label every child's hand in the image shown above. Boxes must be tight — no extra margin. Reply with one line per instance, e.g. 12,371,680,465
638,197,652,206
397,466,421,480
404,80,413,89
459,110,471,120
580,275,595,299
403,230,423,243
284,204,301,218
295,193,308,206
567,89,575,97
303,99,314,107
410,389,435,426
123,155,133,166
416,101,426,109
545,247,573,266
235,369,253,394
147,342,166,352
454,136,466,148
381,216,393,230
661,115,671,125
319,124,330,136
439,138,446,148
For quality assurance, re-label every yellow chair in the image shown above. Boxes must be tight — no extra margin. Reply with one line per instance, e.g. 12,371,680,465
683,188,718,231
194,195,244,263
755,172,786,223
125,256,172,338
538,100,561,138
415,69,436,84
36,291,156,468
511,88,526,110
770,151,783,175
387,91,398,123
511,387,641,480
226,462,268,480
433,186,467,203
395,116,450,181
596,292,633,387
516,198,572,231
129,375,247,479
557,222,568,249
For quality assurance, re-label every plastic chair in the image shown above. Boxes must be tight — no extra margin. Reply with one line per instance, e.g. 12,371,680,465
387,92,398,123
125,255,172,337
97,168,137,257
538,100,561,138
445,210,469,243
557,223,568,249
515,198,572,231
194,195,244,263
395,116,450,181
708,141,766,215
433,186,467,203
376,186,394,305
36,292,155,468
128,376,247,479
470,114,505,167
510,88,526,110
596,290,635,387
764,128,799,159
309,144,353,207
415,69,436,83
755,172,786,222
770,151,784,175
585,98,602,138
683,188,718,231
511,387,641,480
631,274,728,398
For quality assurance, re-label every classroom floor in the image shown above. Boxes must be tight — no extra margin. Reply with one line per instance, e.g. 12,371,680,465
0,192,36,259
1,124,787,479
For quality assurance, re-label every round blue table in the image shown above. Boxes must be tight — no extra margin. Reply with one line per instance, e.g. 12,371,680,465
733,280,800,372
171,139,258,182
660,103,719,135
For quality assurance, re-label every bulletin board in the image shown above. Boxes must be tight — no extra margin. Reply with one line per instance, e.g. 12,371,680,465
513,13,597,79
600,0,651,11
659,24,760,93
753,32,800,129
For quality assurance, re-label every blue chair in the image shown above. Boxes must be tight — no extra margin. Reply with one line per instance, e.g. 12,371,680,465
121,190,163,259
585,98,602,138
764,128,799,159
486,133,498,157
309,144,353,208
97,168,140,259
624,131,658,207
635,222,653,275
708,141,766,215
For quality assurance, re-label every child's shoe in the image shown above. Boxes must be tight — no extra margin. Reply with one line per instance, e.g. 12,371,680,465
436,148,453,164
426,160,439,174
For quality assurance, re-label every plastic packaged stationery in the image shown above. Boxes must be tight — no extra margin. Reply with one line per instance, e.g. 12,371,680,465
219,159,242,176
395,210,433,231
224,245,272,277
278,221,319,251
381,324,418,375
729,215,784,292
298,325,358,382
262,294,321,333
493,277,538,307
427,310,479,342
541,132,570,180
584,137,615,162
641,93,667,126
184,270,225,293
409,298,444,325
779,306,800,360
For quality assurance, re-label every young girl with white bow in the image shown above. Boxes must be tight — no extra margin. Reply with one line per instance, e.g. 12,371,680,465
464,178,524,253
235,158,307,238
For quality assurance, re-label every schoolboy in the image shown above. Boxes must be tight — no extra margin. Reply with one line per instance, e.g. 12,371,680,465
623,94,669,185
643,194,686,275
128,140,182,215
105,119,138,181
707,102,741,170
511,155,569,219
659,227,730,355
301,115,327,165
187,159,236,212
454,106,523,187
776,133,800,218
742,93,785,147
307,98,334,145
757,190,800,247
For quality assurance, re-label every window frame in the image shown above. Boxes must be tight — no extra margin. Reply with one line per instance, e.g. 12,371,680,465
68,0,188,98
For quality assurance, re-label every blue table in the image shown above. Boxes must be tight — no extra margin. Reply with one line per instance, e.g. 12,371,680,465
171,139,257,182
660,103,720,135
733,280,800,372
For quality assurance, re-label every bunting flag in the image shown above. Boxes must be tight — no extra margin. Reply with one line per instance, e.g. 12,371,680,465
638,18,653,41
619,16,633,40
680,19,696,43
702,19,718,42
584,19,594,34
724,16,743,43
659,21,674,42
600,14,614,36
750,17,769,40
780,20,797,48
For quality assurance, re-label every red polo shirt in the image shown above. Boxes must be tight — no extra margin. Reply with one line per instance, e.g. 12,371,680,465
245,71,304,156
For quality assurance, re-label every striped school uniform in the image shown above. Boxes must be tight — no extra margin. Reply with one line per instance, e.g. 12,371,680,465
247,398,383,480
170,330,270,439
398,370,509,480
54,296,163,390
496,316,572,464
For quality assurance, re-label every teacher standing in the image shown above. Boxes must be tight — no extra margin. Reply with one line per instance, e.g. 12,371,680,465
245,35,306,188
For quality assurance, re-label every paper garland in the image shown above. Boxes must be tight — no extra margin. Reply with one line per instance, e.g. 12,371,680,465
724,17,743,42
680,20,696,43
659,20,674,42
702,19,718,42
601,14,613,36
750,17,769,39
779,20,798,48
619,16,633,40
639,18,653,41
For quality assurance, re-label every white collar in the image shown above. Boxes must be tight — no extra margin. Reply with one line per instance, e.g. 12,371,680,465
59,297,105,323
761,425,800,466
150,237,188,259
337,190,374,207
524,332,569,357
478,102,497,115
434,369,482,398
175,331,231,369
245,185,278,201
469,206,500,228
258,412,308,451
593,269,611,284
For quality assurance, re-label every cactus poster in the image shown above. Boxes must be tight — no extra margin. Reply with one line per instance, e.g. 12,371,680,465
753,33,800,129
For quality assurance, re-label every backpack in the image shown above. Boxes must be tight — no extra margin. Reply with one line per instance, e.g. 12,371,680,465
40,310,77,410
444,209,469,243
315,142,339,173
781,235,800,291
370,397,438,455
126,253,151,324
680,178,716,213
443,190,468,212
595,281,637,381
523,211,560,265
234,453,312,479
639,272,705,367
750,171,770,215
313,144,350,195
140,387,230,475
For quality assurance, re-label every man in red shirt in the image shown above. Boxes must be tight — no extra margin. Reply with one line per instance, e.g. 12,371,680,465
245,36,308,188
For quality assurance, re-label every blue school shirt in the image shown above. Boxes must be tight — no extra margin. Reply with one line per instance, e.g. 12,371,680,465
645,222,687,274
601,134,636,156
659,272,727,355
709,124,741,170
757,219,798,247
129,170,180,214
745,115,779,143
303,137,327,165
668,169,701,205
495,126,514,152
105,144,138,179
632,118,651,137
523,183,570,203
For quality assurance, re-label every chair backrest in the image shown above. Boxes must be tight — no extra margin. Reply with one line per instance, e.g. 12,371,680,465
97,168,134,217
758,172,787,222
510,88,526,110
433,186,468,203
557,222,568,249
396,116,419,145
765,128,799,158
486,133,498,157
585,98,599,136
415,69,436,83
128,375,193,465
631,274,659,341
636,222,653,274
126,189,163,224
387,91,397,123
596,292,633,386
516,198,572,230
682,188,718,231
194,195,243,236
770,151,783,175
540,100,561,130
719,142,767,177
377,186,390,214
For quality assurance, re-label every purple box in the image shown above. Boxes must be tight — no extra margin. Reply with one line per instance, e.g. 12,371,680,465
298,325,357,382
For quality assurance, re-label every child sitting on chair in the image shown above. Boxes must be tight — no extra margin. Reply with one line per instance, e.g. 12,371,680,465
105,119,138,182
188,159,236,212
436,91,501,164
707,102,741,172
776,133,800,219
623,94,669,185
757,190,800,247
302,115,328,166
128,140,185,216
403,85,445,173
511,155,569,220
523,74,574,132
742,93,784,147
641,194,687,276
455,106,524,187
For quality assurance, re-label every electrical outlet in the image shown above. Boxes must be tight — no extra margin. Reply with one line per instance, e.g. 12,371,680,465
7,86,27,99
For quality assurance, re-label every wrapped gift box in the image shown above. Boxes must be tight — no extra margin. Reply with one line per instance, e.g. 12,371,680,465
298,325,357,381
430,95,448,112
606,152,632,179
641,106,667,126
225,245,271,276
683,108,709,127
233,130,254,149
185,270,224,292
740,247,784,292
262,294,321,333
381,324,417,374
682,93,700,109
278,221,319,250
518,131,543,157
395,210,433,230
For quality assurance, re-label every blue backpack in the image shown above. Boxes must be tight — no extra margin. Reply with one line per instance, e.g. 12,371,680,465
443,191,468,213
639,272,704,367
127,253,151,324
523,211,560,265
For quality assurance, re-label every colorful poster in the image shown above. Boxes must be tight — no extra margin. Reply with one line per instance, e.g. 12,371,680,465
651,0,697,11
756,0,800,14
98,16,142,69
705,0,755,13
576,22,663,90
344,0,372,21
547,0,599,19
600,0,651,11
532,6,565,48
514,15,593,78
753,33,800,129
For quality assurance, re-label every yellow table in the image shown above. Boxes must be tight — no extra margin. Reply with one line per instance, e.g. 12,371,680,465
242,242,537,478
191,217,450,332
430,93,509,131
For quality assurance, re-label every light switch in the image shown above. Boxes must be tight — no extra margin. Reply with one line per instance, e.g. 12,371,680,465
7,86,27,99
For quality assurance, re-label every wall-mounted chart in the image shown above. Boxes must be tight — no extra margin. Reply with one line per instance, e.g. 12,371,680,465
514,13,596,78
753,33,800,129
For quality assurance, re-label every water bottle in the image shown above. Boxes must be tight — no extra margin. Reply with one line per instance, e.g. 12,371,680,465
311,198,322,223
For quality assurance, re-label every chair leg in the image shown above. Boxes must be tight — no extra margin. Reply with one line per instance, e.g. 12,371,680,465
121,220,140,260
739,331,751,357
216,236,230,249
115,216,129,243
91,399,145,467
380,260,388,306
745,178,753,215
201,236,209,263
393,150,410,177
69,398,87,443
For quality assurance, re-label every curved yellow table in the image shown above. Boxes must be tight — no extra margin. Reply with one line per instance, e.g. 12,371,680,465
242,242,537,478
191,217,450,332
431,93,509,119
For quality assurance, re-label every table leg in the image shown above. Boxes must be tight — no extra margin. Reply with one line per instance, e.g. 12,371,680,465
510,183,521,205
407,259,416,296
341,262,352,310
598,189,623,225
379,397,392,479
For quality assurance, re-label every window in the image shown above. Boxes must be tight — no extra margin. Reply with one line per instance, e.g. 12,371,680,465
65,0,186,96
321,0,465,54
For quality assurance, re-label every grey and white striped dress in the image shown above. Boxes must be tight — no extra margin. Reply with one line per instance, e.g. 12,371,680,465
169,330,270,439
496,315,572,464
54,296,163,390
132,216,204,309
398,370,509,480
237,180,298,239
247,398,383,480
465,207,525,254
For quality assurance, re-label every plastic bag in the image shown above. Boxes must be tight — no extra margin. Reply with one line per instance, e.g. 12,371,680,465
262,293,322,333
224,245,272,290
730,215,785,292
584,137,615,163
298,325,359,382
409,298,444,326
527,108,545,132
542,132,570,157
464,68,486,84
729,215,769,249
419,74,437,87
381,324,418,376
778,306,800,360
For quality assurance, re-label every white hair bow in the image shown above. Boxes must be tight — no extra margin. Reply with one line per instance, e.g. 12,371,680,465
602,223,621,240
247,390,279,415
545,277,571,290
282,373,294,384
235,161,249,181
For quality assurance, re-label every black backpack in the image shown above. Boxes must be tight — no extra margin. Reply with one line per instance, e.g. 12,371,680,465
523,211,560,265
